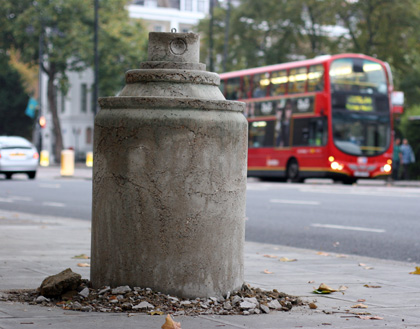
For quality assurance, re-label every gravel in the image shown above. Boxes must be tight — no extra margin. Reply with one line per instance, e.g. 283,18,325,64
1,281,303,316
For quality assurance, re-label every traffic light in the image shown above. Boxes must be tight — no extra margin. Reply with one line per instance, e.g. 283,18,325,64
39,116,46,128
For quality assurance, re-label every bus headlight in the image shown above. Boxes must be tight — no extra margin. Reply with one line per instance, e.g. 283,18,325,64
383,164,392,173
331,161,344,171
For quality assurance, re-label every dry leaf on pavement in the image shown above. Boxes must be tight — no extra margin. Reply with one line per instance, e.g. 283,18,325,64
77,263,90,267
358,315,383,320
357,299,366,302
363,284,381,288
338,285,348,291
409,266,420,275
263,269,274,274
161,314,181,329
279,257,297,262
263,254,278,259
351,303,368,309
317,252,329,256
72,254,90,259
313,283,337,294
309,302,317,309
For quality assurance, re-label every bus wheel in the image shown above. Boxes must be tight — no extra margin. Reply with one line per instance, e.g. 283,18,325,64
287,159,300,182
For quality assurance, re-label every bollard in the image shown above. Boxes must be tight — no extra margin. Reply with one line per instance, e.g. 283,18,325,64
40,150,49,167
91,32,247,298
86,151,93,167
60,149,74,177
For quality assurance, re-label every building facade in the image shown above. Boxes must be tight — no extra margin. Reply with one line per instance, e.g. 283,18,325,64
40,0,208,162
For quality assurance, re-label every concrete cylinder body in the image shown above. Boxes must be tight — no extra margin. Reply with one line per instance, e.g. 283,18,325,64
91,32,247,298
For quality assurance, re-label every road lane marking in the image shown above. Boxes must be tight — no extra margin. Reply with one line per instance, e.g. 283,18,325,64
43,202,66,208
311,223,385,233
38,183,61,189
10,196,32,201
270,199,320,205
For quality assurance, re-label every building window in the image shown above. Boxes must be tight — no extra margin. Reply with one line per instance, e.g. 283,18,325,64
61,92,66,113
86,127,93,145
81,83,87,113
154,25,163,32
185,0,193,11
197,0,206,12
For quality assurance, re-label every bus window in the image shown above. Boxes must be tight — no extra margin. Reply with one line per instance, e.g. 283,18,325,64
307,65,325,92
252,73,270,98
248,120,275,148
288,67,308,94
270,70,287,96
242,75,252,99
219,79,225,97
226,77,241,100
292,117,327,146
330,58,387,94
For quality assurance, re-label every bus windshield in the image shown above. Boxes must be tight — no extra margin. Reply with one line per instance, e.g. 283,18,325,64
330,58,390,156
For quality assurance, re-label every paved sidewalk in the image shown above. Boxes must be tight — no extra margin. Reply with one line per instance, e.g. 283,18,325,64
0,209,419,328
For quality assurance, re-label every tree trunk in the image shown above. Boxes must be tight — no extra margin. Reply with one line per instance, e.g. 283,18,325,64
47,63,64,162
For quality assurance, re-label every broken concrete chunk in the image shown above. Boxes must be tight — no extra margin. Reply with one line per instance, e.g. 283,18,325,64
39,268,82,297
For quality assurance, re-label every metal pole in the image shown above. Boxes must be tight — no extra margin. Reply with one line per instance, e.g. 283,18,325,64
222,0,231,73
209,0,214,72
93,0,99,115
37,26,44,152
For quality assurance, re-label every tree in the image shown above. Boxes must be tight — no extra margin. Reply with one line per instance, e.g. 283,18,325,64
0,52,33,139
0,0,147,161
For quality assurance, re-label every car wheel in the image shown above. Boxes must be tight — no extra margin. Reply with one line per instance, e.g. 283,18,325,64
287,159,301,182
5,173,12,180
27,171,36,179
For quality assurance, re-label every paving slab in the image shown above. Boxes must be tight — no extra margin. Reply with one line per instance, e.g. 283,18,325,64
1,209,420,328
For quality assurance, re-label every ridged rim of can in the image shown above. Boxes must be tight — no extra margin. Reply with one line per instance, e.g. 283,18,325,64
125,69,220,86
99,96,245,112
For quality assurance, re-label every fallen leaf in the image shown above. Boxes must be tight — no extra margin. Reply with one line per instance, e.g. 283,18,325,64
318,283,338,292
336,254,348,258
313,283,337,294
73,254,90,259
363,284,381,288
263,269,274,274
358,315,383,320
263,254,278,259
308,280,315,284
409,266,420,275
77,263,90,267
309,302,317,309
351,311,371,315
279,257,297,262
338,285,348,291
358,263,366,267
357,299,366,302
351,303,368,309
317,252,329,256
161,314,181,329
149,311,165,315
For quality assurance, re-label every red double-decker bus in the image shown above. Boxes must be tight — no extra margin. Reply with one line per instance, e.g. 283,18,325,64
219,54,394,184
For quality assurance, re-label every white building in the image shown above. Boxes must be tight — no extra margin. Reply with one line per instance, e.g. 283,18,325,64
41,0,208,162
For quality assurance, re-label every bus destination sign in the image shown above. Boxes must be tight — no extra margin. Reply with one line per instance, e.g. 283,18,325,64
346,95,374,112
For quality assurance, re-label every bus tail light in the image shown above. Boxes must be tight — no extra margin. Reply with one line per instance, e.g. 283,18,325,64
33,152,39,160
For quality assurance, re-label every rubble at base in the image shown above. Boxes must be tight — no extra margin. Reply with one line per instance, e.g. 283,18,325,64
1,281,303,316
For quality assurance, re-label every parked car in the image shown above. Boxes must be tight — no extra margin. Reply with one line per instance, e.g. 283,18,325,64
0,136,39,179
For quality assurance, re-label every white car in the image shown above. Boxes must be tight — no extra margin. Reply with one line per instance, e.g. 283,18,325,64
0,136,39,179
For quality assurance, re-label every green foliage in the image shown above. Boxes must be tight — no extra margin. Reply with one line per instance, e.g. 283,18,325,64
0,0,148,158
0,53,33,139
399,105,420,179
